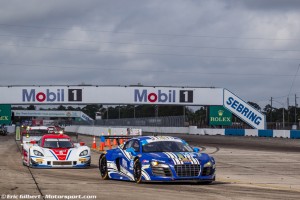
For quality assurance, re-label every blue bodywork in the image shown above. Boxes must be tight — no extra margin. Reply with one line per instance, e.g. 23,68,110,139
101,136,216,182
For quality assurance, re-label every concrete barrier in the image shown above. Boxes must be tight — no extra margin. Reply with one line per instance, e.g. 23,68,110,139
5,125,16,134
64,126,141,136
245,129,258,137
258,130,273,137
64,125,300,139
273,130,290,138
290,130,300,139
225,129,245,136
203,129,225,136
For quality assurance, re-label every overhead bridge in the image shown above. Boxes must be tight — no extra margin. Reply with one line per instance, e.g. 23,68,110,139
0,85,265,129
12,110,94,125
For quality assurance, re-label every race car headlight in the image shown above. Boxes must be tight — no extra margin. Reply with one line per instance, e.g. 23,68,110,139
33,150,44,157
204,160,215,168
204,161,212,167
151,161,159,166
79,150,88,156
151,160,169,168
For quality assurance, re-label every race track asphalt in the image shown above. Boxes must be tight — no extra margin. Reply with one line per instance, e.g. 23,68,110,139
0,133,300,200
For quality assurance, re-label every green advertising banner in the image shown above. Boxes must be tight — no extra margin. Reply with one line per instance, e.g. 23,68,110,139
209,106,232,126
0,104,11,125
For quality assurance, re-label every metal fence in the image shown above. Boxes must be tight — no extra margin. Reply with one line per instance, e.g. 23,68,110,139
95,116,186,127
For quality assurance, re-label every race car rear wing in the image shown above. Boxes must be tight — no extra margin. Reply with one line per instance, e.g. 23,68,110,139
21,129,49,143
21,130,79,143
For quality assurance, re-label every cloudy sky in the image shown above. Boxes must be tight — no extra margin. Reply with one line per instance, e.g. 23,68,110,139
1,0,300,109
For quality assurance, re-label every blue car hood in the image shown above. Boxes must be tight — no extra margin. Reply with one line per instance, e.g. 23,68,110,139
142,152,211,164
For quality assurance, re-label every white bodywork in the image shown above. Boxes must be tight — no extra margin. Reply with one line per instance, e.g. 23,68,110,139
22,136,91,168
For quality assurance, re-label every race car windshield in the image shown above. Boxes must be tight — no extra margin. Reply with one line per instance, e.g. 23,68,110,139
44,139,73,148
142,141,193,153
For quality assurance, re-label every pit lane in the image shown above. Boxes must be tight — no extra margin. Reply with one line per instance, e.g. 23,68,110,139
0,133,300,200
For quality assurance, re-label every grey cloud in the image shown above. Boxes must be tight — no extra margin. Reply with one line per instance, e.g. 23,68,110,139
0,0,300,109
231,0,300,11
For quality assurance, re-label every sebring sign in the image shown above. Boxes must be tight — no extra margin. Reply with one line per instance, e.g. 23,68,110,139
223,90,265,130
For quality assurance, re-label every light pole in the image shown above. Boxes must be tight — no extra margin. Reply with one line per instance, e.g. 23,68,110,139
273,100,285,129
106,105,109,119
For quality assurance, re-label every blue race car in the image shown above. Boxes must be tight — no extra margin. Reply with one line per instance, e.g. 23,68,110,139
98,136,215,183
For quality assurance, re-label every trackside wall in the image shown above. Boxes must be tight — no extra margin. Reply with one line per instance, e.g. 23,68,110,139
64,126,300,139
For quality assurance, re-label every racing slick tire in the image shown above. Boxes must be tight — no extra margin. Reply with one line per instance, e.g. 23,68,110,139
0,130,7,136
133,159,142,184
27,150,31,167
99,154,109,180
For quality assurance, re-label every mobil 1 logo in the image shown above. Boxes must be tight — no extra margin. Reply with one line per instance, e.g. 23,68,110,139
179,90,193,103
68,89,82,102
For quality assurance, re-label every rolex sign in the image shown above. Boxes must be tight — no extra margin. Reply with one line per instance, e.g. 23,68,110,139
0,104,11,125
209,106,232,126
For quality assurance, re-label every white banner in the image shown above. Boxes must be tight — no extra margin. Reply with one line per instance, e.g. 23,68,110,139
12,110,82,117
0,86,223,105
223,90,266,129
13,110,94,123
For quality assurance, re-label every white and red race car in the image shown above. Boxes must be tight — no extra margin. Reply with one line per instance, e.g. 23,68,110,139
22,129,90,168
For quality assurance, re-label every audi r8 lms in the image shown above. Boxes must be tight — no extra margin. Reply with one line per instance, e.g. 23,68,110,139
99,136,215,183
22,130,91,168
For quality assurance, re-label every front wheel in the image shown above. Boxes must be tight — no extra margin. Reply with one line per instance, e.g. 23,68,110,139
22,149,30,167
133,159,142,183
197,180,213,185
99,155,109,180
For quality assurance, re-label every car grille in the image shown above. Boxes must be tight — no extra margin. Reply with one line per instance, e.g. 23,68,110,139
152,167,172,177
174,164,200,177
52,161,72,166
202,167,214,176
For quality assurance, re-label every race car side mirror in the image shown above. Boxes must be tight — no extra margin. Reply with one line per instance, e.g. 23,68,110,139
126,147,137,156
80,142,85,146
193,147,200,153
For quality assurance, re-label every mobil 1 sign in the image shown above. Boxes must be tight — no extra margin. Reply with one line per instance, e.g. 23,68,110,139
68,89,82,102
179,90,193,103
134,89,194,104
21,88,83,103
223,90,266,129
